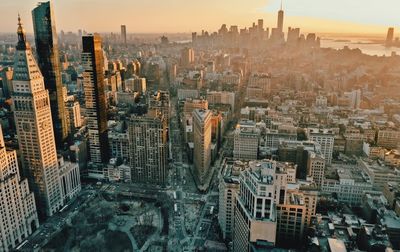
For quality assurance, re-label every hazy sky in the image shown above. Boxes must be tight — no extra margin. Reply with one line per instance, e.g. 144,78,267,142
0,0,398,35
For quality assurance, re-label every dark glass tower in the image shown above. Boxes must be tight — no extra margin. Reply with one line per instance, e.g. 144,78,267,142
32,1,69,148
82,34,109,164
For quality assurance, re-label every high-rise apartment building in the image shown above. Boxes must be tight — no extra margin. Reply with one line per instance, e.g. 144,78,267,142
12,16,63,219
32,1,69,148
129,110,168,185
0,125,39,251
121,25,127,45
193,109,212,189
82,34,109,165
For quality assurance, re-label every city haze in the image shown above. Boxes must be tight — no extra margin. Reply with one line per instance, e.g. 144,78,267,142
0,0,397,34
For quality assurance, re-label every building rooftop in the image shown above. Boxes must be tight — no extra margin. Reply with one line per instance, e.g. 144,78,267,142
193,108,210,117
360,158,400,175
248,160,275,185
307,128,336,135
326,164,371,184
327,238,347,252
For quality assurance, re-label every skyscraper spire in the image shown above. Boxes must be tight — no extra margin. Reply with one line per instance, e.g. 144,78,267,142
16,14,28,50
280,0,283,11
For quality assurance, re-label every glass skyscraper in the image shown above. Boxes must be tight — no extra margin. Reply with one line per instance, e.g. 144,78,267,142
32,1,69,148
82,34,109,165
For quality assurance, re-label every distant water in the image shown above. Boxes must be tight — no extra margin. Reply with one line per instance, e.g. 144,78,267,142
320,38,400,57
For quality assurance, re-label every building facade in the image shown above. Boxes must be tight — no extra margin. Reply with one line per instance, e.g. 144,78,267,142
82,34,109,164
0,126,39,251
128,110,168,185
58,156,81,204
233,120,260,160
218,160,249,241
307,128,334,165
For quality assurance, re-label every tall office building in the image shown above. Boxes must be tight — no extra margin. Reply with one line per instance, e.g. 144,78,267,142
257,19,264,32
121,25,127,45
82,34,109,165
0,125,39,251
32,1,69,148
386,27,394,47
128,110,167,186
193,109,212,189
270,2,285,42
12,16,63,219
277,3,284,33
233,160,286,251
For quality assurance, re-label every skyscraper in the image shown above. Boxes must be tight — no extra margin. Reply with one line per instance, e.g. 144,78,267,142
82,34,109,165
32,1,69,148
121,25,127,45
128,110,168,186
12,16,63,219
0,125,39,252
257,19,264,32
180,47,195,66
277,2,284,33
193,109,212,190
386,27,394,47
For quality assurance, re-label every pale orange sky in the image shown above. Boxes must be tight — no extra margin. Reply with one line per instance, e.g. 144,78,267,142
0,0,397,36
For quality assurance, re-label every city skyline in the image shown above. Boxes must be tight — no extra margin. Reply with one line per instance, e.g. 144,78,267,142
1,0,399,35
1,0,400,251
